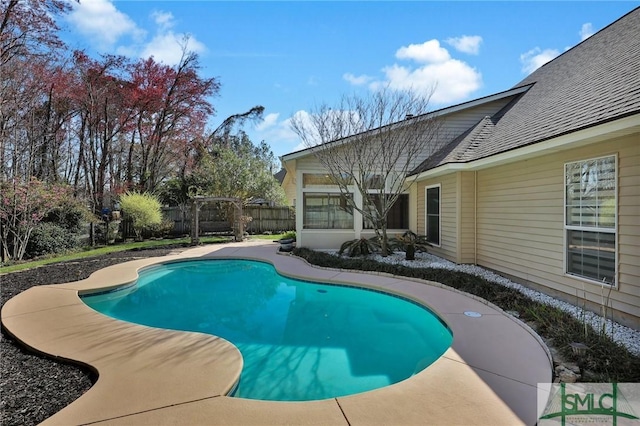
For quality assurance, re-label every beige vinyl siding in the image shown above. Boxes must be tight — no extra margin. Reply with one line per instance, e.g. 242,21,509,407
296,156,326,171
435,98,516,142
370,97,521,171
475,134,640,325
618,137,640,319
281,172,297,207
458,172,476,264
416,172,476,264
416,182,426,235
408,180,419,232
417,174,457,262
283,95,518,251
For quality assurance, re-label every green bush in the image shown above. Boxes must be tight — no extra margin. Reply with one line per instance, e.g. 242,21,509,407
389,231,432,260
25,223,79,258
281,231,296,240
147,219,174,238
44,202,91,233
338,237,381,257
119,191,162,240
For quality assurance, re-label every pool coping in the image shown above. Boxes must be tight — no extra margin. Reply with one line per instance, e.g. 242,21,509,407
1,241,553,425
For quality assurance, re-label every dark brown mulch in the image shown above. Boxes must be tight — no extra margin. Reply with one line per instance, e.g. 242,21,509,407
0,246,192,426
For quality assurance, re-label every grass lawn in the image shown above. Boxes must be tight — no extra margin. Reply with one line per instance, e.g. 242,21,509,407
0,234,286,275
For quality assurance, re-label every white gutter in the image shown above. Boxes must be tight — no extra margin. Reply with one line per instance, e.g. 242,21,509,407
414,114,640,180
281,85,533,163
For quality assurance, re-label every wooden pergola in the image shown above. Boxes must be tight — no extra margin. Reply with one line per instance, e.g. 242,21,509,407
190,196,244,244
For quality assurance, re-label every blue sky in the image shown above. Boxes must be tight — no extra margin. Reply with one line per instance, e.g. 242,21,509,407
59,1,638,158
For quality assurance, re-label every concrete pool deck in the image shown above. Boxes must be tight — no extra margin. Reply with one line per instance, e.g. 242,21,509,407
1,240,553,425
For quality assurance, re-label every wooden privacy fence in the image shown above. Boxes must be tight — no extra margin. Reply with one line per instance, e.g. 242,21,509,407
243,206,295,234
160,205,295,236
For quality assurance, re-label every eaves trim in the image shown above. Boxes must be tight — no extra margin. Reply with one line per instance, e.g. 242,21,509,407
412,113,640,180
280,84,534,162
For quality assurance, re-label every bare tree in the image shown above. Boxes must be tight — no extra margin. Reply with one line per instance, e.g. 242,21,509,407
290,87,443,255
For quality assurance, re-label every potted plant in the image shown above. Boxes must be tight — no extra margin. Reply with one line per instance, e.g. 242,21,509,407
278,231,296,252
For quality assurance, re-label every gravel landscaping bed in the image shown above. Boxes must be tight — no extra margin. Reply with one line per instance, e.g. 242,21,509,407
0,247,190,426
367,251,640,356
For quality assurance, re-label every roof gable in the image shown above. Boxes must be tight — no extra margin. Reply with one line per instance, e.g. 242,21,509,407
414,7,640,174
281,85,530,162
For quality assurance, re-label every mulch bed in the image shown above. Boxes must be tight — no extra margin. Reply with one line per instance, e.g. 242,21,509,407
0,246,191,426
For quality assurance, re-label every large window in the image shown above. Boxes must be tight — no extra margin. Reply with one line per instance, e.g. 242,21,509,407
363,194,409,229
425,185,440,245
303,193,354,229
565,156,616,284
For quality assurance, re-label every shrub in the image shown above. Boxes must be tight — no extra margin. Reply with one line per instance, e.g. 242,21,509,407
147,219,174,238
338,237,381,257
119,191,162,240
281,231,296,241
25,223,79,258
44,201,92,234
0,178,74,261
389,231,432,260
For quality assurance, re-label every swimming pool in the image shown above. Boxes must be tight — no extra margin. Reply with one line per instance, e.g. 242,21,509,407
82,259,452,401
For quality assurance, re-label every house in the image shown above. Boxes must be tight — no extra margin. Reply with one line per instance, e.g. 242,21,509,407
281,8,640,328
274,168,296,207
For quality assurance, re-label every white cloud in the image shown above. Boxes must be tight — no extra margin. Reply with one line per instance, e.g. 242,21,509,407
579,23,594,41
286,110,314,151
152,10,174,31
256,113,280,131
375,60,482,104
520,47,560,74
254,112,303,153
343,73,374,86
140,10,205,65
445,35,483,55
395,40,450,63
67,1,206,66
255,109,361,155
141,32,206,65
67,0,144,49
348,39,482,105
523,23,595,74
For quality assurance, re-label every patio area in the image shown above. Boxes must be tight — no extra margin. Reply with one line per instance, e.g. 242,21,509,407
1,240,553,425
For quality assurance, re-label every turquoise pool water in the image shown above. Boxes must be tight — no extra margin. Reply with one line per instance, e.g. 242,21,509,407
82,259,452,401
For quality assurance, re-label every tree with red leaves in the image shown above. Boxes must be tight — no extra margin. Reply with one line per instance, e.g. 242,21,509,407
0,2,278,219
0,0,70,66
71,52,136,213
0,0,73,182
128,49,219,192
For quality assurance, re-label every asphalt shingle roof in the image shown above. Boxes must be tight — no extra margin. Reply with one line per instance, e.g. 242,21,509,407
414,7,640,174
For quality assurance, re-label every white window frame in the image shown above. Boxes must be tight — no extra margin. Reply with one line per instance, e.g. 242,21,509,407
563,154,617,287
300,173,355,231
424,184,441,247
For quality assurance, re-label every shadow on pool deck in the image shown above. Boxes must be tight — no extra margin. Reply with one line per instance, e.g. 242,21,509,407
1,240,553,425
